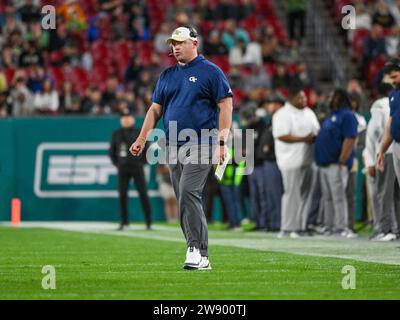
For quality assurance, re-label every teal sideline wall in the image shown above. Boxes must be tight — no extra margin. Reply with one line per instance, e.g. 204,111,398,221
0,116,167,222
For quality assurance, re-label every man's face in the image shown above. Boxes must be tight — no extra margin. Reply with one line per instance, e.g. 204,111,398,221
292,91,307,109
266,102,281,114
171,39,197,63
120,115,134,128
388,70,400,87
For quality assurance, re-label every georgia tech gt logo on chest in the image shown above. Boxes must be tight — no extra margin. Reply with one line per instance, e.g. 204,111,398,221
189,76,198,83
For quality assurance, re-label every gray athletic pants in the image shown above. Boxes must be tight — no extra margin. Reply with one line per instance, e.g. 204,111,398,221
280,165,313,232
167,144,213,256
373,154,400,233
319,164,349,232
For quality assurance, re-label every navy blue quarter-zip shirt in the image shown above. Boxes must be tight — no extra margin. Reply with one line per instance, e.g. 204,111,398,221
152,55,233,145
389,87,400,142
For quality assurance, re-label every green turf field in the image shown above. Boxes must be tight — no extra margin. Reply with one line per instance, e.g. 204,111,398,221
1,223,400,299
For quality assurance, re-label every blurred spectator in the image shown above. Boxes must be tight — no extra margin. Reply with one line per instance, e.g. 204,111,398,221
17,0,41,24
99,0,123,14
240,104,269,230
0,92,11,117
57,0,87,32
258,93,286,231
24,22,50,50
7,30,24,60
27,65,46,93
33,79,59,114
372,0,396,29
315,89,358,237
130,18,150,41
2,13,25,36
124,56,144,85
295,63,313,88
48,23,70,52
243,65,271,91
229,37,262,66
59,80,81,114
222,19,249,50
237,0,256,21
285,0,308,41
166,0,192,22
154,23,171,54
10,77,34,116
360,24,387,75
82,86,109,114
347,78,368,112
347,92,367,231
101,75,119,111
273,87,320,238
203,30,228,56
386,26,400,57
388,0,400,26
0,68,8,93
86,16,100,42
261,36,279,63
19,40,43,68
127,2,150,31
193,0,214,21
312,88,330,123
81,50,93,71
219,146,245,230
227,66,245,90
347,3,372,43
272,62,292,89
279,39,306,64
215,0,238,20
364,82,397,240
110,8,126,41
135,69,154,97
62,41,80,65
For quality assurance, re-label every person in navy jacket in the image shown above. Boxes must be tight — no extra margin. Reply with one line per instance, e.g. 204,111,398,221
315,89,358,238
130,26,233,270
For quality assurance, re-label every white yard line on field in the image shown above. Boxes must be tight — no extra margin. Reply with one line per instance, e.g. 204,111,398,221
3,222,400,266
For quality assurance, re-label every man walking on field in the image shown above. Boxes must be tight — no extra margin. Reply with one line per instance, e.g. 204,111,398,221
130,26,233,270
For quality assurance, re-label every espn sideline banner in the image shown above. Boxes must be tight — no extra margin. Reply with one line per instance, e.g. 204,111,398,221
0,116,168,222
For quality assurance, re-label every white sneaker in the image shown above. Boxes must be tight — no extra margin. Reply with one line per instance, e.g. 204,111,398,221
290,231,300,239
339,229,358,239
345,230,358,239
370,233,385,241
198,256,212,270
378,233,397,241
183,246,201,269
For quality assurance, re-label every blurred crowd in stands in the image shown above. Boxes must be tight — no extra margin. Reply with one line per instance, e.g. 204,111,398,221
0,0,323,118
329,0,400,93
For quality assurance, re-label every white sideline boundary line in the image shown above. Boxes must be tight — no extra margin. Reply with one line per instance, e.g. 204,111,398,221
2,221,400,266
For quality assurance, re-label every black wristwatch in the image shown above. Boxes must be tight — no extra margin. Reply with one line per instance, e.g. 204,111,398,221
219,140,225,146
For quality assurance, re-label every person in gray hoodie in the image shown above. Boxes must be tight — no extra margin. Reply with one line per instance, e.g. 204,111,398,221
364,82,400,241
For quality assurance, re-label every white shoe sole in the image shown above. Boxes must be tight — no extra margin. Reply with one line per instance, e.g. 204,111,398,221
183,262,212,270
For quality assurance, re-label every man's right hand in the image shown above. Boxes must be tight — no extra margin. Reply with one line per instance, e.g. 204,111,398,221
377,152,385,172
130,139,145,157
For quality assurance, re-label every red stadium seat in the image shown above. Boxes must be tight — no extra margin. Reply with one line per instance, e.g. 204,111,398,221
47,67,65,91
91,40,111,63
4,68,15,84
209,56,230,74
366,55,387,89
352,29,370,61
